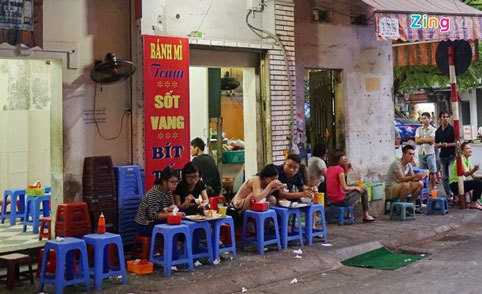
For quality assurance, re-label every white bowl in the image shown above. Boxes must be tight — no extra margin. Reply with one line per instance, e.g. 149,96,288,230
299,197,312,203
278,200,291,208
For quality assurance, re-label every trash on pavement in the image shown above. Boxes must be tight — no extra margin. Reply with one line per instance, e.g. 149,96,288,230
290,278,298,284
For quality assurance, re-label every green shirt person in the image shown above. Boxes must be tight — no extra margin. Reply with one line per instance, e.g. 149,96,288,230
448,142,482,210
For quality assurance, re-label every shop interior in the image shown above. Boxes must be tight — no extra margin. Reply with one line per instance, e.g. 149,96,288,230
189,65,259,200
0,58,62,253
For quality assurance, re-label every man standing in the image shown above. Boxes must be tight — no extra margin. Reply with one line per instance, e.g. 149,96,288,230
190,137,221,196
435,111,456,199
449,142,482,210
276,154,315,200
415,112,437,191
385,145,425,202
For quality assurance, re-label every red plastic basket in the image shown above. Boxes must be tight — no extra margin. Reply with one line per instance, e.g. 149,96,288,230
250,199,268,212
127,260,153,275
167,213,182,225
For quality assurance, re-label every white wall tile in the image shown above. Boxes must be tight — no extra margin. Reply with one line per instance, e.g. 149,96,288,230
8,152,28,173
7,111,28,152
28,109,51,152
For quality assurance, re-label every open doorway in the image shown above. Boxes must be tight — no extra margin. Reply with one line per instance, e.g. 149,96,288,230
189,65,261,201
0,58,62,253
304,69,344,164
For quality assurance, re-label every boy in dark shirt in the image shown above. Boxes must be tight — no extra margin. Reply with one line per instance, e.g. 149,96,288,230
435,111,456,198
190,137,222,196
276,154,316,200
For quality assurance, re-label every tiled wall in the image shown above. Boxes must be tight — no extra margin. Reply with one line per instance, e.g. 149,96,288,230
0,60,52,192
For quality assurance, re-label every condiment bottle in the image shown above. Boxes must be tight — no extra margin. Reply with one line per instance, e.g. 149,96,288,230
97,212,106,234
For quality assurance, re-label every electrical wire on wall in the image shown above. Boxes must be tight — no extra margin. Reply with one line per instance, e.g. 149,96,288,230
245,3,295,151
93,84,129,140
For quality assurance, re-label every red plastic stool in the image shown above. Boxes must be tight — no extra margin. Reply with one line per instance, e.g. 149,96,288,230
36,249,56,278
220,224,232,245
132,235,151,260
55,202,91,237
39,217,52,241
108,244,119,266
0,253,34,289
36,248,79,278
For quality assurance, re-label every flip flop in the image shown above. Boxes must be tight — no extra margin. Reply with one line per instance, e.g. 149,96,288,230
469,206,482,210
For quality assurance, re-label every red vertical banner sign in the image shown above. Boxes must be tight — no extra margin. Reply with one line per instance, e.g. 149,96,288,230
143,35,190,190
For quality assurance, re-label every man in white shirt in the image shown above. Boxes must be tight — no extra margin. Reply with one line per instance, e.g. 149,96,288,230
415,112,437,191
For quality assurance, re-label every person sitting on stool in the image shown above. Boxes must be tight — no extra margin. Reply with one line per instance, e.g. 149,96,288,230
385,145,425,203
449,142,482,210
134,166,178,237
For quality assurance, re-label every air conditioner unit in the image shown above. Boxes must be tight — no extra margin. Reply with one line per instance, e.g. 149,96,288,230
247,0,263,11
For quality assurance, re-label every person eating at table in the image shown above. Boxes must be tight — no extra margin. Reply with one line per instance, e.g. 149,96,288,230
276,154,317,201
231,164,286,212
174,162,209,215
134,166,179,237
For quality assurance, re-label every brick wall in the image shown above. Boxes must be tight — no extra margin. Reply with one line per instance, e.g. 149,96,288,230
269,2,296,164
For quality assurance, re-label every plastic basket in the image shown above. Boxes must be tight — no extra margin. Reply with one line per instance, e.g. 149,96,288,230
370,182,385,201
26,187,45,196
127,260,153,275
358,184,372,202
222,150,245,164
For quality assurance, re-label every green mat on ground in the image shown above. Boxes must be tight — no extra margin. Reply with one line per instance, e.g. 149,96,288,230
341,247,428,270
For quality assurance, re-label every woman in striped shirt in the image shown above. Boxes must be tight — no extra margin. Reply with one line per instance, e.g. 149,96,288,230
135,166,179,237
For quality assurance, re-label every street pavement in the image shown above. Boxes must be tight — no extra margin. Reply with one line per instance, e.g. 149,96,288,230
9,205,481,294
251,214,482,294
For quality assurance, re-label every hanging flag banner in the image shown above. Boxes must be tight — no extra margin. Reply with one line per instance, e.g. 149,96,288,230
143,35,190,190
0,0,34,30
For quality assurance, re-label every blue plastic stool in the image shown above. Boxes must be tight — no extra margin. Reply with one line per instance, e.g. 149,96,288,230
427,197,448,215
209,216,237,261
149,224,194,276
38,237,90,294
299,204,328,245
326,205,355,225
389,202,416,220
45,186,51,194
421,188,429,201
1,189,26,225
83,232,127,290
272,206,303,249
241,209,281,255
182,220,213,264
23,195,51,234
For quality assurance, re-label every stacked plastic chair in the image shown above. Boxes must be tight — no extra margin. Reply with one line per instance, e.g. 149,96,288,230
114,165,144,245
55,202,91,237
83,156,118,233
